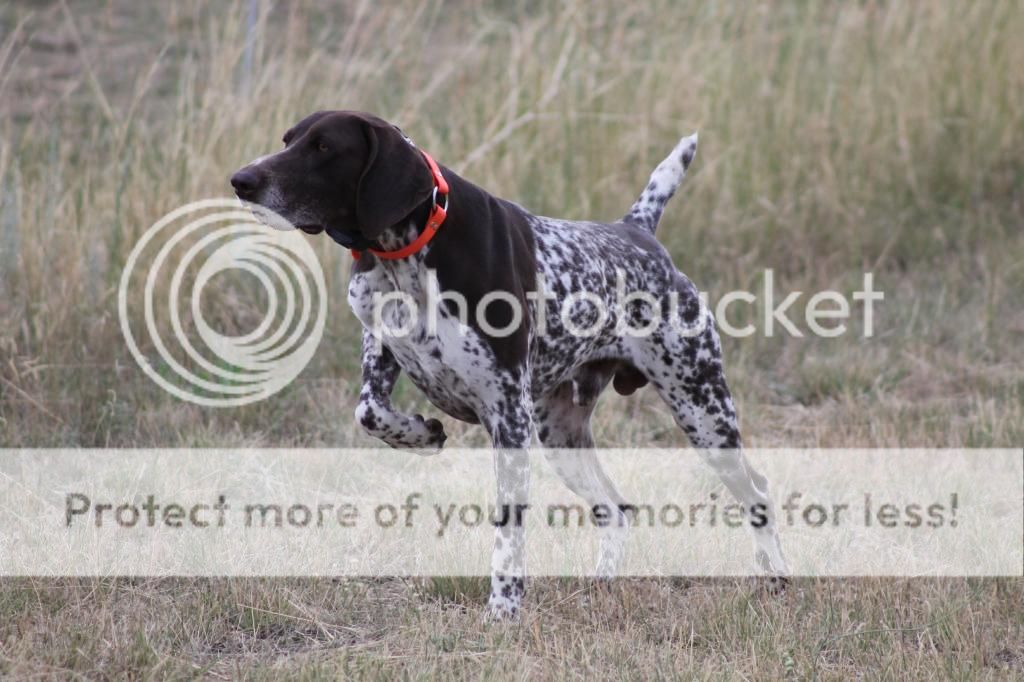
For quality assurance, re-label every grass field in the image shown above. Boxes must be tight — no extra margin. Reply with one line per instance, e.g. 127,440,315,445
0,0,1022,678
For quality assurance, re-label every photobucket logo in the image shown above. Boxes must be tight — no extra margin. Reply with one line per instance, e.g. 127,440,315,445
368,269,883,344
118,199,326,407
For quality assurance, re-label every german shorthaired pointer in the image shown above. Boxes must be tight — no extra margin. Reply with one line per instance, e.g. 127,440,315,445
231,111,788,620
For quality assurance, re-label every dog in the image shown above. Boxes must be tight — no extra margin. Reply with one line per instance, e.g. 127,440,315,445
231,111,788,620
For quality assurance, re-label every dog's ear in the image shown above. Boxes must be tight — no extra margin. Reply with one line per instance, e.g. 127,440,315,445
356,121,433,240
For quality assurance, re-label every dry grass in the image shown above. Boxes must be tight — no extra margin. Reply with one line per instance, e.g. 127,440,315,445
0,0,1022,678
0,577,1022,679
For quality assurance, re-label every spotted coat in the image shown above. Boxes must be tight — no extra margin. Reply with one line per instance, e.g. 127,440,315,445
232,112,788,621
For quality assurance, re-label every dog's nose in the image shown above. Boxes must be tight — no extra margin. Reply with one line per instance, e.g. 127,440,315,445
230,167,264,197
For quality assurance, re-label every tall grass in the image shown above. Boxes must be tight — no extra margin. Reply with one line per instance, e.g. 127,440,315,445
0,0,1021,447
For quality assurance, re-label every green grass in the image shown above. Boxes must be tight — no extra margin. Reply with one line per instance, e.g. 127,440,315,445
0,0,1022,678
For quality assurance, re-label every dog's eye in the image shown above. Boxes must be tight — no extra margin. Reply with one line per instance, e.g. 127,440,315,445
317,141,329,153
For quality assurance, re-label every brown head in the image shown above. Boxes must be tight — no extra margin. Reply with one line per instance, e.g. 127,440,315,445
230,111,434,249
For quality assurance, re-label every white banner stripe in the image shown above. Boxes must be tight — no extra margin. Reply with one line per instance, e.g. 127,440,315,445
0,448,1020,577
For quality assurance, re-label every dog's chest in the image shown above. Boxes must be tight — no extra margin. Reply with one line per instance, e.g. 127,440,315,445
347,263,490,421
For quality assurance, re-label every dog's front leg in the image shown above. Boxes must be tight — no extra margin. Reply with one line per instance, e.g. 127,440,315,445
354,331,447,453
482,374,533,621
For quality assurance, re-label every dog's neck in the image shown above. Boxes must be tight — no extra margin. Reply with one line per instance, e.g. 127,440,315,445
359,165,477,271
352,164,537,370
371,197,436,255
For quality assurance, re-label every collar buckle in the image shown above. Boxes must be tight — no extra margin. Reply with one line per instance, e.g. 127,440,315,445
431,185,449,214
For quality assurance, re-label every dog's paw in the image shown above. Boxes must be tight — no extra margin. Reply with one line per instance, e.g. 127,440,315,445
386,414,447,455
482,596,521,624
411,415,447,455
765,574,789,596
754,549,789,596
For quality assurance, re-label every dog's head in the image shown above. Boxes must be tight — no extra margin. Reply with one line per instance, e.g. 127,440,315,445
230,111,433,249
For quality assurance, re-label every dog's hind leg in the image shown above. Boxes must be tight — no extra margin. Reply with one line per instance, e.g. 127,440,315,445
534,379,630,577
631,314,789,588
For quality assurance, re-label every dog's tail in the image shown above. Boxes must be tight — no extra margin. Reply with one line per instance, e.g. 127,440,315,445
622,132,698,233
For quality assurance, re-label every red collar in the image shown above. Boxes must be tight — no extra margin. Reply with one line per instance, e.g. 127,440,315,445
350,149,449,261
